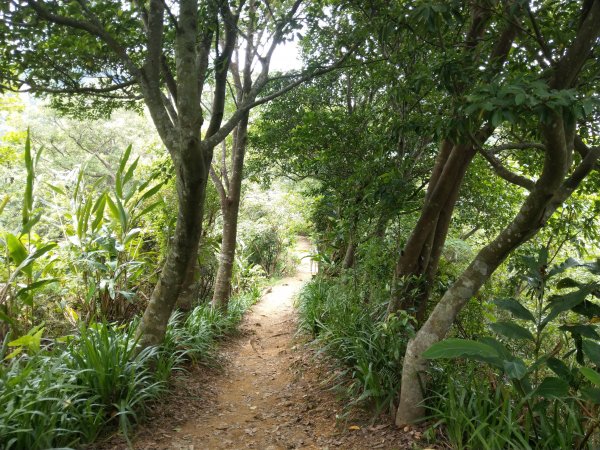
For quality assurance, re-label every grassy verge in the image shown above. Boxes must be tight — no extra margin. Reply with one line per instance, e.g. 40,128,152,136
295,275,415,416
0,289,260,450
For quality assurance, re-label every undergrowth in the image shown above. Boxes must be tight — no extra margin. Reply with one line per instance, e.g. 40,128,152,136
0,289,260,450
425,363,592,450
296,276,415,415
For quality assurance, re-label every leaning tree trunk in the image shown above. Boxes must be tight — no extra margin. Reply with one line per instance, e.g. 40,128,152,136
388,142,478,321
138,143,212,348
387,0,520,320
396,113,600,424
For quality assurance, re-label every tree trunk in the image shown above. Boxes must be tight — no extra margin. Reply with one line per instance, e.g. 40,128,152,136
138,142,211,348
396,113,600,425
211,113,249,311
212,199,239,310
176,256,199,311
342,238,356,269
388,142,477,319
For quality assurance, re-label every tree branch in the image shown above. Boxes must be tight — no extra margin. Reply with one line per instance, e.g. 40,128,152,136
550,0,600,89
491,142,546,153
27,0,141,78
477,147,535,191
209,164,227,201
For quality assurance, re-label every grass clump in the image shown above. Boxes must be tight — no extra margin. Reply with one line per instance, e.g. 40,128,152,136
0,289,260,450
296,276,415,415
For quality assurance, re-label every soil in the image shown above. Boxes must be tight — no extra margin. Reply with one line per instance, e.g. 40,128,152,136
99,238,435,450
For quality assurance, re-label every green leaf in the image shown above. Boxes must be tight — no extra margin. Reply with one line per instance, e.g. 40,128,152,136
20,212,42,236
559,324,600,340
556,277,581,289
122,156,139,188
547,357,573,383
503,358,528,380
583,340,600,366
9,243,57,282
8,327,43,353
548,258,580,277
580,386,600,404
478,336,512,360
572,300,600,319
113,195,129,232
105,194,120,221
422,338,499,360
4,347,23,360
543,287,592,326
0,310,16,326
45,182,66,196
91,193,107,232
123,228,142,245
133,182,164,209
490,321,534,341
15,278,59,299
118,144,132,176
580,367,600,386
493,298,535,322
534,377,569,398
5,233,28,266
132,200,163,225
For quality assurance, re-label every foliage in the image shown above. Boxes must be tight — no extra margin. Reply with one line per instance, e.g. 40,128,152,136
237,188,297,279
297,277,415,414
0,133,166,341
424,250,600,448
0,288,260,449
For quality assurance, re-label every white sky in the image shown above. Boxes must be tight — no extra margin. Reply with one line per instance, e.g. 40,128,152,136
269,40,303,73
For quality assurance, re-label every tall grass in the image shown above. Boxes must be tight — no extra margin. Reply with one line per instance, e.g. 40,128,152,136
425,364,592,449
296,276,415,414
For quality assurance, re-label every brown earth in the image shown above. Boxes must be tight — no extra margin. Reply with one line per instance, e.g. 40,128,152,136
98,238,435,450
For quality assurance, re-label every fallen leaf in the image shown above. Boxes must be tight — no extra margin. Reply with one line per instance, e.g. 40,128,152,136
349,425,361,431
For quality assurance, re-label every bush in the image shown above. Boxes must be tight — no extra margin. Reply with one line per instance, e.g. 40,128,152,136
424,251,600,449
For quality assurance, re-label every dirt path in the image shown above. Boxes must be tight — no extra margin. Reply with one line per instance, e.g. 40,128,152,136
112,238,426,450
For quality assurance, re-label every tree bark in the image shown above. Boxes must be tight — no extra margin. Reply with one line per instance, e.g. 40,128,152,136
211,113,249,311
212,198,240,310
388,142,478,319
342,238,356,269
138,141,211,348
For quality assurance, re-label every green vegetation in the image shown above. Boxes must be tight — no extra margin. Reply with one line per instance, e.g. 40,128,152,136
297,277,415,414
0,128,292,448
0,292,260,449
1,0,600,449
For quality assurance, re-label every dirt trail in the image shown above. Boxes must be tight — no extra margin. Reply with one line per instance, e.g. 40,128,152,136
120,238,423,450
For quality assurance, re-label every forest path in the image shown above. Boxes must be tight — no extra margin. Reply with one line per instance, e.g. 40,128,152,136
124,237,421,450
